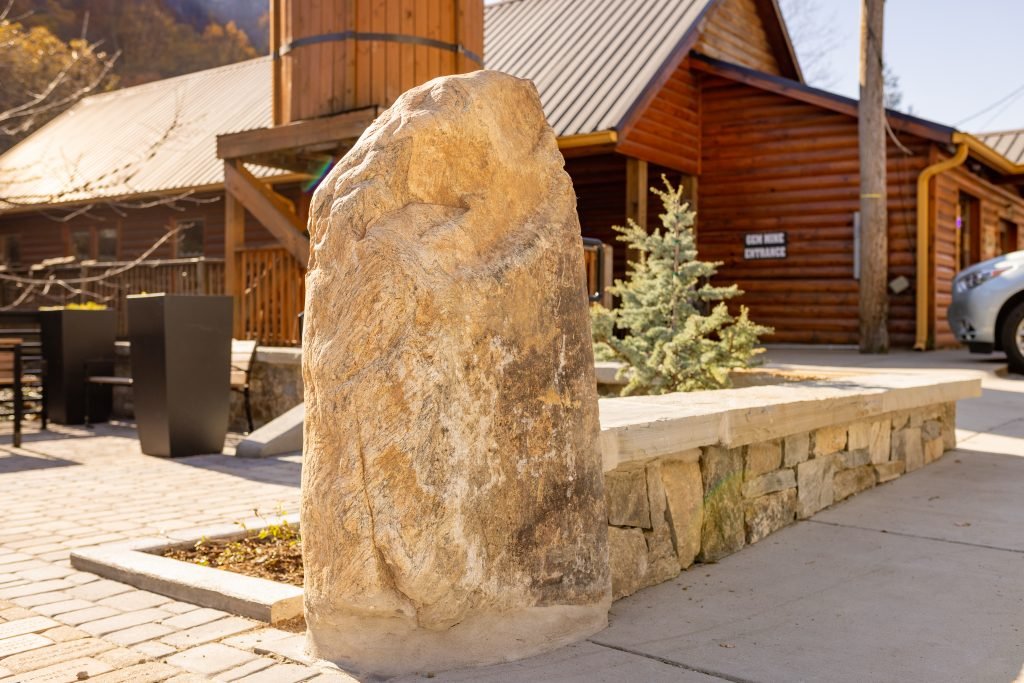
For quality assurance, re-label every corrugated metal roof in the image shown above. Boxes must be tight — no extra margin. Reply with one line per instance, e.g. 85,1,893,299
0,0,730,209
0,58,276,211
977,129,1024,166
485,0,714,136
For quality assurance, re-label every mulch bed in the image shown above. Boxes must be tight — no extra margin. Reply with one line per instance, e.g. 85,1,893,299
163,524,303,587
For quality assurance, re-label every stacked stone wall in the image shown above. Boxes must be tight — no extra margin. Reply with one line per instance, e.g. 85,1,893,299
606,402,957,600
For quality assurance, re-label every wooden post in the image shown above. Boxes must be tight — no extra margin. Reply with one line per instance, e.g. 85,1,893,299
224,164,245,338
858,0,889,353
626,157,649,267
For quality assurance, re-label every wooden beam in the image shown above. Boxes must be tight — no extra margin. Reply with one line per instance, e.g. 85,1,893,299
626,157,649,228
217,107,379,161
224,161,310,268
224,188,245,337
626,157,649,267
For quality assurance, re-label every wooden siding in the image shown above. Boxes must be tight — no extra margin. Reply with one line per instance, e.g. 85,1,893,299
278,0,484,124
698,76,931,347
0,185,310,268
617,58,702,174
566,154,689,285
933,164,1024,348
694,0,782,76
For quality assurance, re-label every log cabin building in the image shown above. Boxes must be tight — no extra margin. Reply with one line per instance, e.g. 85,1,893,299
1,0,1023,349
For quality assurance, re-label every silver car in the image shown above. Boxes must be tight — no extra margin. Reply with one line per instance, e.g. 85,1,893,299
948,250,1024,372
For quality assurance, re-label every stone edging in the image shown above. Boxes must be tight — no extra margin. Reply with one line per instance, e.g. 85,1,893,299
69,515,302,624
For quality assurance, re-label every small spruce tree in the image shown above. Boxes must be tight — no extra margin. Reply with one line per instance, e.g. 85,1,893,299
591,179,772,395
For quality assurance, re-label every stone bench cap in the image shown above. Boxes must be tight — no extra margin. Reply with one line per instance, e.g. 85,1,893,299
599,370,982,472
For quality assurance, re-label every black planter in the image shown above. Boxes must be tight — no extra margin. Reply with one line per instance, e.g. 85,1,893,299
40,309,117,425
127,294,232,457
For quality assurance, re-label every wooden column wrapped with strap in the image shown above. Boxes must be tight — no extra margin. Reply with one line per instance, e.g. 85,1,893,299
273,0,485,125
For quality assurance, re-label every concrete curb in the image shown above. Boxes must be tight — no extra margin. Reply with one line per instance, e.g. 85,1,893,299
70,515,303,623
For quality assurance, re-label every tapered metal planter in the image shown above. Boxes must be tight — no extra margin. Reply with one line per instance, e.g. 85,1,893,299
127,294,232,457
40,309,117,425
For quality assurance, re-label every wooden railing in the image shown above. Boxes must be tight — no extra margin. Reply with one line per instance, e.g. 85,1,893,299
0,258,225,337
236,246,305,347
0,239,609,347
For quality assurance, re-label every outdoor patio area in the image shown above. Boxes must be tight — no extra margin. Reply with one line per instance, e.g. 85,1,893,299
0,349,1020,682
0,423,326,682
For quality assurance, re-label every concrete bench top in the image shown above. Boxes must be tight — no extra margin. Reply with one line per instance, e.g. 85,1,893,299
598,370,982,472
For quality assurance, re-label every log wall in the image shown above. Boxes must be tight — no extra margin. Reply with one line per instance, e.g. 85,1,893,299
693,0,782,76
698,76,931,347
617,58,702,174
933,164,1024,347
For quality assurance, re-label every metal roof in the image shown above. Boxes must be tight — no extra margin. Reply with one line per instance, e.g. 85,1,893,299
485,0,715,137
977,129,1024,166
0,0,722,210
0,58,276,211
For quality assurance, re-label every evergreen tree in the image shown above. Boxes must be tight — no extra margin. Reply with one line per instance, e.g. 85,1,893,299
591,179,772,395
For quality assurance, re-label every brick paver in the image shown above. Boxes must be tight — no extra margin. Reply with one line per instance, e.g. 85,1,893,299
0,424,308,681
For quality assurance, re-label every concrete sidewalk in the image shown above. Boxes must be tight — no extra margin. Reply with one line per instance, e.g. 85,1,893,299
413,348,1024,683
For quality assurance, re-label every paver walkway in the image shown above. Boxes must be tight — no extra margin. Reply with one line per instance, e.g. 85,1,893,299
1,349,1021,682
0,424,351,682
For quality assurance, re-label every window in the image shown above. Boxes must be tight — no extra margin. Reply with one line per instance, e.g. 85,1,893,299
998,219,1018,256
0,235,20,267
70,229,92,261
97,228,119,261
175,219,204,257
956,192,980,270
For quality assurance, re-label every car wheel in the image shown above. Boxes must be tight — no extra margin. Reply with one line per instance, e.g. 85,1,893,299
1000,301,1024,374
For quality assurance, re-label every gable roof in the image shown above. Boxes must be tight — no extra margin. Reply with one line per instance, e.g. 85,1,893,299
485,0,717,137
0,58,278,212
691,55,958,143
1,0,810,211
977,129,1024,166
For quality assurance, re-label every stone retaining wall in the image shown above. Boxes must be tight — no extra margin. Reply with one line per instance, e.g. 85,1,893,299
599,373,976,601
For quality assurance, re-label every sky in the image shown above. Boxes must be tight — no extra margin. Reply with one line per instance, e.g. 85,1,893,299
784,0,1024,133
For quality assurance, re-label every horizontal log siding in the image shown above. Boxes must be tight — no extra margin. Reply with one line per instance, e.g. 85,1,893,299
0,184,308,266
698,77,930,346
933,165,1024,348
617,58,701,174
694,0,781,76
566,154,628,283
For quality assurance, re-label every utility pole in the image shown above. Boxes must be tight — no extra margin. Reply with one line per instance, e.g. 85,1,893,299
859,0,889,353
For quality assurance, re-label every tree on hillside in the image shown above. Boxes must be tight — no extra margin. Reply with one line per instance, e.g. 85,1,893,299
11,0,261,87
0,1,118,153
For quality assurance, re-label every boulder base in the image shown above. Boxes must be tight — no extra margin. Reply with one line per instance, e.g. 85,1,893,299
301,70,610,676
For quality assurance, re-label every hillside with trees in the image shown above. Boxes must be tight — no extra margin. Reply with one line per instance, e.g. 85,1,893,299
12,0,267,86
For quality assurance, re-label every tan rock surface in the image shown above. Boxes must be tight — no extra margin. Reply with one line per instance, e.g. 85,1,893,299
301,70,609,675
661,458,703,569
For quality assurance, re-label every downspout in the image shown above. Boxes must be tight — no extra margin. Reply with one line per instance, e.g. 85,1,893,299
914,139,969,350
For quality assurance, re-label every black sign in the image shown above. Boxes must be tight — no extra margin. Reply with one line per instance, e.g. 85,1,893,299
743,232,787,260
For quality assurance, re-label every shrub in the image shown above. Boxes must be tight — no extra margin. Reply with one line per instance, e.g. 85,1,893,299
591,178,772,395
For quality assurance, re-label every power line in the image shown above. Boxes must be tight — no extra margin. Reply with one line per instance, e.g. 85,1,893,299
955,82,1024,128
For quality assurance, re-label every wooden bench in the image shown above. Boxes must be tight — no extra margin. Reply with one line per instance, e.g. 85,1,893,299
0,338,47,447
85,339,259,432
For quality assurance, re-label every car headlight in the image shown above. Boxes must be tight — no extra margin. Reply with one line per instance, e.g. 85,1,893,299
955,266,1013,293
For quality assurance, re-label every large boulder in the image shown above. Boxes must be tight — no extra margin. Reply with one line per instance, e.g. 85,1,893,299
301,70,610,676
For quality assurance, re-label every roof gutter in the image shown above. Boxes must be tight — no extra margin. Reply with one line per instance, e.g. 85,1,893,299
557,130,618,150
914,139,968,351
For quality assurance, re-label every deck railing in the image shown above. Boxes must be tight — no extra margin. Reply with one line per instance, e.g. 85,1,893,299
236,246,305,347
0,238,610,347
0,258,225,336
